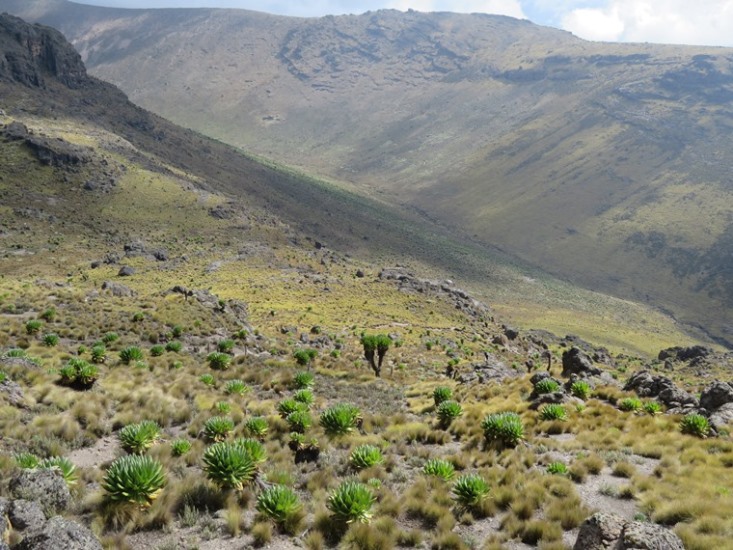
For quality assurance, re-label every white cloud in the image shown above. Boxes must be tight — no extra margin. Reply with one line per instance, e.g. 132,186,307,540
387,0,526,18
561,0,733,46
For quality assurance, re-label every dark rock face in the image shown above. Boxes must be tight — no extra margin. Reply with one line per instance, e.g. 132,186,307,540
14,516,103,550
574,512,684,550
658,345,713,362
561,347,602,377
700,381,733,411
1,121,90,167
9,469,71,517
624,370,698,408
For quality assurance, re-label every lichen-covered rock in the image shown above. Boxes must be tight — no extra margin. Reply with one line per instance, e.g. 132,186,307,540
9,499,45,531
0,497,9,542
9,469,71,517
700,381,733,412
562,347,602,378
101,280,135,297
574,512,684,550
14,516,102,550
622,519,685,549
573,512,626,549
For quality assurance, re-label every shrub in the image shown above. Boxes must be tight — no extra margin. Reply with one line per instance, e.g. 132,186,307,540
436,400,463,428
245,417,268,439
361,334,391,377
619,397,642,412
102,455,166,506
5,348,27,358
256,485,302,525
43,333,59,347
218,339,235,353
132,312,144,322
570,381,591,400
119,420,162,454
534,379,560,394
320,404,361,436
234,438,267,464
119,346,144,364
58,358,99,389
199,373,215,386
349,445,384,470
546,462,569,475
215,401,232,414
171,439,192,456
165,340,182,353
40,308,56,321
481,412,524,447
680,414,710,438
90,344,107,364
433,386,453,406
452,474,490,508
25,320,42,334
0,371,6,384
293,348,318,367
39,456,77,485
292,371,315,389
102,331,119,344
224,379,250,396
203,441,257,490
643,401,662,415
207,352,231,370
14,452,40,469
203,416,235,442
327,480,376,524
293,389,314,406
278,399,307,418
171,325,183,338
539,404,568,421
286,410,312,433
423,458,455,481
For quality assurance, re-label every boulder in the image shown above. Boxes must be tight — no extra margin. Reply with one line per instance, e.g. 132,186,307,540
0,497,9,541
0,379,26,407
658,345,712,362
9,469,71,516
574,512,684,550
624,370,698,408
709,403,733,432
117,266,135,277
562,347,602,378
700,381,733,412
13,516,102,550
101,280,135,297
9,499,45,530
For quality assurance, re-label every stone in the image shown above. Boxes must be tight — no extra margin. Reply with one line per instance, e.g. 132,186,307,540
117,266,135,277
621,519,685,549
355,269,365,278
658,345,712,362
9,469,71,516
101,280,135,297
0,497,9,541
574,512,684,550
562,347,602,377
9,499,45,530
700,381,733,412
709,403,733,432
0,378,26,407
14,516,103,550
503,325,519,340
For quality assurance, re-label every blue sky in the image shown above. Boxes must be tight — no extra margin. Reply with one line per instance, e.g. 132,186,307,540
76,0,733,47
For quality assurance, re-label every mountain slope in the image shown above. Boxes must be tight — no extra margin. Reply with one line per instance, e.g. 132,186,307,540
4,0,730,346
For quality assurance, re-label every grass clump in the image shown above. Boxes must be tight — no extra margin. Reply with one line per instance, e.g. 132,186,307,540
680,414,711,438
202,441,257,490
58,358,99,389
292,371,315,389
43,333,59,347
534,379,560,394
171,439,192,456
286,410,312,433
245,417,268,439
320,404,361,436
165,340,182,353
546,461,568,475
224,379,249,396
25,319,42,334
423,458,455,481
436,400,463,428
481,412,524,448
256,485,303,529
102,455,166,506
207,352,231,370
619,397,643,412
539,404,568,421
102,331,119,344
293,389,315,406
119,346,144,364
90,344,107,364
433,386,453,406
327,480,376,524
217,339,235,353
349,444,384,470
452,473,490,509
643,401,663,415
149,345,165,357
570,380,591,400
199,373,215,386
203,416,235,442
119,420,162,454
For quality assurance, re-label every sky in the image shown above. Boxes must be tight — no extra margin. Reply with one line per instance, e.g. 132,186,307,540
76,0,733,47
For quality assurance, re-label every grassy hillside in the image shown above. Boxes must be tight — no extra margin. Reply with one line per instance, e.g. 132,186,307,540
4,0,731,347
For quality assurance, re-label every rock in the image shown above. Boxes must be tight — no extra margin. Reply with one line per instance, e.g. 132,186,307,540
123,240,146,257
9,499,45,530
0,497,9,541
625,370,698,408
101,280,135,297
355,269,365,278
709,403,733,432
658,345,713,362
530,371,552,386
0,378,26,407
562,347,602,378
151,249,168,262
492,334,509,346
574,512,684,550
90,260,101,269
503,325,519,340
117,266,135,277
9,469,71,516
657,385,698,409
700,381,733,411
14,516,103,550
103,253,119,265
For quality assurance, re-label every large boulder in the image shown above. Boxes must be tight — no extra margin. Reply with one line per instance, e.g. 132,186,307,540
9,499,45,531
101,280,135,297
709,403,733,432
9,469,71,516
700,381,733,412
624,370,698,408
574,512,684,550
562,347,602,378
658,345,712,362
14,516,102,550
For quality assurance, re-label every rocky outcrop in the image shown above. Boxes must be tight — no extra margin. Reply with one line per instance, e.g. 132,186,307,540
574,512,684,550
101,280,135,297
562,347,602,378
623,370,698,409
14,516,102,550
9,499,45,531
1,121,90,167
9,469,71,516
699,381,733,411
658,345,712,362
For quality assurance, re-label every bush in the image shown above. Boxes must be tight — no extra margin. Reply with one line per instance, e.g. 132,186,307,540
539,404,568,421
433,386,453,406
25,320,42,334
320,404,361,436
278,399,307,418
680,413,710,438
0,371,6,384
132,312,144,322
149,345,165,357
245,417,268,439
286,410,312,433
119,420,162,454
203,416,235,442
436,400,463,428
165,340,182,353
171,439,192,456
643,401,662,415
619,397,642,412
534,379,560,394
215,401,232,414
39,456,77,486
256,484,302,525
102,331,119,344
292,371,315,389
293,349,318,367
349,445,384,470
293,389,314,406
218,339,235,353
171,325,183,338
570,381,591,400
327,480,376,524
199,373,215,386
58,358,99,389
203,441,257,490
207,352,231,370
103,455,166,506
91,344,107,364
14,452,39,469
546,461,568,475
119,346,144,364
481,412,524,447
234,438,267,464
43,333,59,347
224,379,249,396
40,307,56,322
452,474,490,508
423,458,455,480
